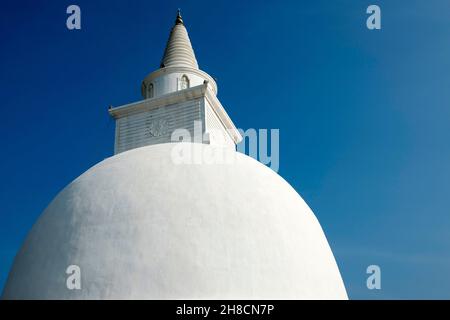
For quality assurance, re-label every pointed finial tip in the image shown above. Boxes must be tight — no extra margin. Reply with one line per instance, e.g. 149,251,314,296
175,8,183,25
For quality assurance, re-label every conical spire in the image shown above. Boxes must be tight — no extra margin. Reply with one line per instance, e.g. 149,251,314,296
160,10,199,69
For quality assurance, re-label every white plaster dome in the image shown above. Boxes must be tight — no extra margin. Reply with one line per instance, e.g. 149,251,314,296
2,143,347,299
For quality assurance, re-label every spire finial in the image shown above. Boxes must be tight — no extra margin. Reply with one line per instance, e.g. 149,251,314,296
175,9,183,25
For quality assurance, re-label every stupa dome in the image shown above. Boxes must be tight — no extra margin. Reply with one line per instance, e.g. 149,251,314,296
2,143,347,299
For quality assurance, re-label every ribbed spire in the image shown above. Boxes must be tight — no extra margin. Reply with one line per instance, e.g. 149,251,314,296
160,10,199,69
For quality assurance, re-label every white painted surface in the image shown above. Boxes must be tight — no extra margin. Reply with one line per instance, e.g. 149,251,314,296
143,69,214,99
160,17,198,69
124,11,237,152
3,143,347,300
115,98,203,154
111,84,241,154
140,13,218,99
204,99,235,149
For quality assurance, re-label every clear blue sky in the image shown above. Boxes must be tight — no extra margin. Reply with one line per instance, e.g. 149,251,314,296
1,0,450,299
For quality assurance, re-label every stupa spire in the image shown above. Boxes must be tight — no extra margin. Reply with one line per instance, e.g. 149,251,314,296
160,10,198,69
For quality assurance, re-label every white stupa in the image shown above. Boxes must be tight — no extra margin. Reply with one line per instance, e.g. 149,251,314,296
2,12,347,300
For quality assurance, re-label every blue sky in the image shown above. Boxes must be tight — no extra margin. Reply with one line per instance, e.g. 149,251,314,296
1,0,450,299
